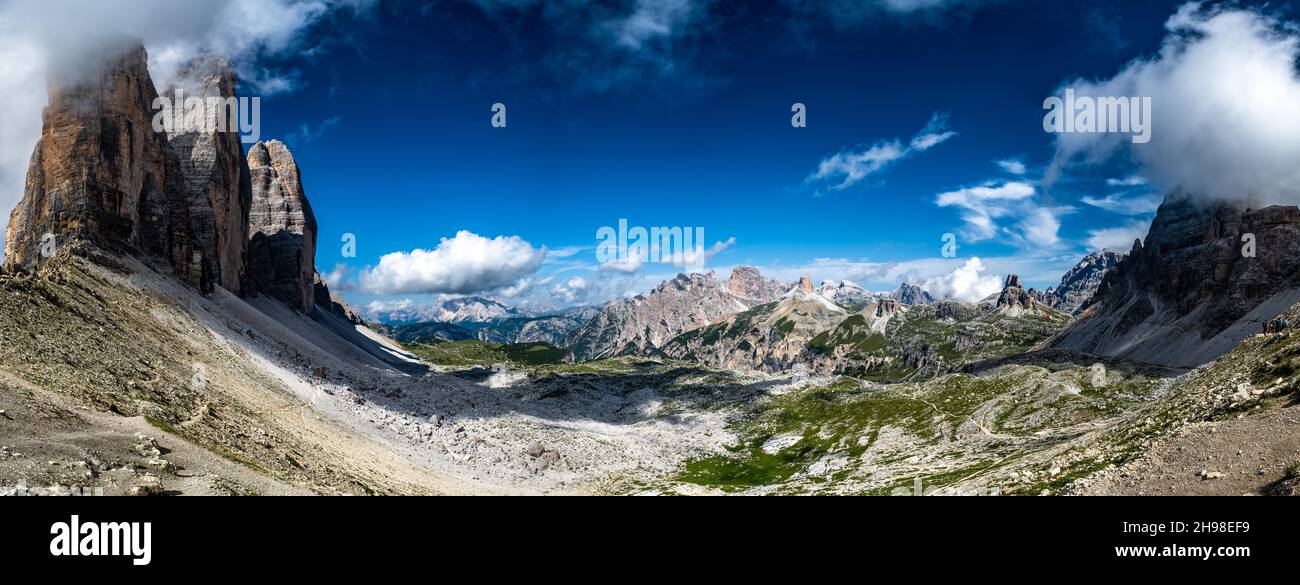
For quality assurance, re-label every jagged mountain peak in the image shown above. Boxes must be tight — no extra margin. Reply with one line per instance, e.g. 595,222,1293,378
892,282,934,305
567,266,788,360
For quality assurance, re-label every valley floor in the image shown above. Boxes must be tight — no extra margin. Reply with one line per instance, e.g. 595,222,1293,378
1,250,1296,496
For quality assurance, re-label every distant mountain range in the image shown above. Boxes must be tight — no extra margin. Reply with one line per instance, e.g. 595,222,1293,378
382,252,1129,377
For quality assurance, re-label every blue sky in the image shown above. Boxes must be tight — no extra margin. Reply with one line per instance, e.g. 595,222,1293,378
216,0,1300,311
8,0,1291,313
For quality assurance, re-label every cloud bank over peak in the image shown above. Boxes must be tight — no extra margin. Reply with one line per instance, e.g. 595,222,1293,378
0,0,375,247
1048,2,1300,205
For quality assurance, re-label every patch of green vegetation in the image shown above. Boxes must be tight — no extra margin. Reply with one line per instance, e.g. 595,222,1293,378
404,340,567,367
674,379,948,490
502,342,568,365
1286,463,1299,480
808,315,888,357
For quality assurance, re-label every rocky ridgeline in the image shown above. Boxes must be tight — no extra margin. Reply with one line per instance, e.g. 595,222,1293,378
1053,192,1300,367
1024,251,1122,315
4,43,341,317
660,276,850,372
566,266,789,360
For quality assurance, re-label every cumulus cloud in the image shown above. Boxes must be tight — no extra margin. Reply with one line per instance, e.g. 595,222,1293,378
919,257,1003,302
1086,219,1150,253
551,277,590,304
0,0,373,244
357,231,547,296
320,263,353,290
1047,3,1300,204
808,113,956,191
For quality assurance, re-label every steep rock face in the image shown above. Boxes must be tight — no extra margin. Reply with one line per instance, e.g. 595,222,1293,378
892,282,934,305
1052,193,1300,367
995,274,1036,316
727,265,789,302
566,266,788,360
165,55,251,293
246,140,317,312
312,272,362,325
4,44,206,289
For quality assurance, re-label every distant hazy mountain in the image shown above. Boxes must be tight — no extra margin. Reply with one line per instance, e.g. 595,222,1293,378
363,296,520,324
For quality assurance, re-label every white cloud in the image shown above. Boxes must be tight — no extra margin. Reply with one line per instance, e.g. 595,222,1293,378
320,263,353,290
357,231,547,296
808,112,956,191
1081,191,1162,215
551,277,590,304
1047,3,1300,205
935,179,1075,248
613,0,698,50
919,257,1003,302
499,276,552,299
1106,175,1147,187
599,247,646,274
678,236,735,269
995,158,1027,175
1086,219,1150,252
0,0,374,245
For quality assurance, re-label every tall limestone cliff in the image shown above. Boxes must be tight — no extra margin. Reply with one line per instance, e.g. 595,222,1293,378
3,43,208,290
246,140,318,312
1052,192,1300,367
165,55,252,293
